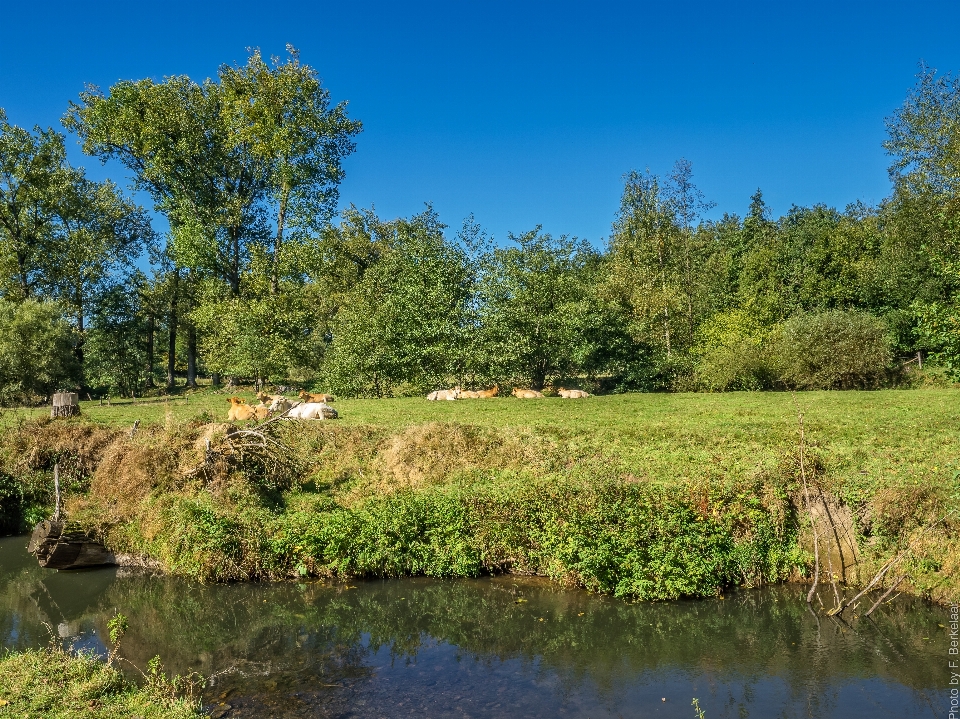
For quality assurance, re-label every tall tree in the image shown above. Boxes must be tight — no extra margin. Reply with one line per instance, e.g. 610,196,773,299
478,227,596,390
668,159,714,345
607,171,684,358
884,63,960,198
43,172,153,344
322,207,472,396
65,74,266,296
0,110,66,300
219,47,362,293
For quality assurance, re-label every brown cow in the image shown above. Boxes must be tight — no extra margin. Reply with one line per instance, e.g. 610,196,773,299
299,390,335,403
227,397,256,421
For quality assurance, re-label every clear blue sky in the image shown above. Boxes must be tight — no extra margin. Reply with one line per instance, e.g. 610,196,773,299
3,0,960,244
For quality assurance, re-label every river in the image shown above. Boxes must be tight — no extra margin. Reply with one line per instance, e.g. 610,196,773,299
0,535,951,718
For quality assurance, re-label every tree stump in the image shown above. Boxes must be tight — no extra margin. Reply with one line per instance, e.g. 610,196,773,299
51,392,80,419
28,520,116,569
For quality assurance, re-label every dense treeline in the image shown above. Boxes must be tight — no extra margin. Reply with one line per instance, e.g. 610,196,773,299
0,51,958,402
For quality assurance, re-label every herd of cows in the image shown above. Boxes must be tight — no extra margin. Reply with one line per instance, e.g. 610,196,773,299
224,385,591,422
226,390,338,422
427,385,591,400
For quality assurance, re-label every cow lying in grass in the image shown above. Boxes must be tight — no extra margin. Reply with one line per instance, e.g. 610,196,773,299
285,402,338,420
226,396,269,421
460,385,498,399
558,388,591,398
427,387,461,400
299,390,335,403
511,388,544,398
267,396,295,413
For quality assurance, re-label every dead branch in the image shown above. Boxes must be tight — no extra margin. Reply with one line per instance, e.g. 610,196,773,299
830,510,955,616
864,575,907,617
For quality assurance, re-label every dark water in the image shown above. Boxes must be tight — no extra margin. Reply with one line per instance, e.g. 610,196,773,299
0,536,952,718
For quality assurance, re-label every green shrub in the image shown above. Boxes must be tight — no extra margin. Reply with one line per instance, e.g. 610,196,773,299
913,301,960,381
263,479,800,601
691,310,775,391
769,310,892,390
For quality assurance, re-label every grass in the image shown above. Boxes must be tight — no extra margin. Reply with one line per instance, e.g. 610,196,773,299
0,646,202,719
2,387,958,602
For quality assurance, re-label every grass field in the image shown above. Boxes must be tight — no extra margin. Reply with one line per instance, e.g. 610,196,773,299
2,388,958,602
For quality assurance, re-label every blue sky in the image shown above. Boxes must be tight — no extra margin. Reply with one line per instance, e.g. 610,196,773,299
3,0,960,245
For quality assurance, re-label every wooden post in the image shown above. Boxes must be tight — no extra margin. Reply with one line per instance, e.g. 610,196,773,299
50,392,80,419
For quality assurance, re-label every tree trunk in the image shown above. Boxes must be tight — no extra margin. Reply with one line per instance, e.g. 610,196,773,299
229,226,241,297
50,392,80,419
531,362,547,392
145,312,156,387
74,295,85,365
16,248,30,300
186,323,198,388
211,372,221,386
271,190,288,295
167,270,179,391
657,239,671,358
683,230,694,346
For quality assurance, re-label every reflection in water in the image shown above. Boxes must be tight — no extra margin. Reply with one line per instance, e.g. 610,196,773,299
0,535,949,718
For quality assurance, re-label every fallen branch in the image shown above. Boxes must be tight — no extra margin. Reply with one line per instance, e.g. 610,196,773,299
864,574,907,617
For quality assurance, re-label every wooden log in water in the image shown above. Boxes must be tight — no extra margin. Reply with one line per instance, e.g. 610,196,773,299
50,392,80,419
28,520,115,569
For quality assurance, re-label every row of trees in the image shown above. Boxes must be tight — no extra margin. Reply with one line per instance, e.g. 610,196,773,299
0,54,958,402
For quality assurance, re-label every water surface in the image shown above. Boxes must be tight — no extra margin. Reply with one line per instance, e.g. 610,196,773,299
0,535,950,718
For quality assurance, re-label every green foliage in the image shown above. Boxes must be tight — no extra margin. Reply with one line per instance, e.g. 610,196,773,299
83,284,148,397
0,299,79,405
478,228,603,389
770,310,893,389
7,56,960,406
321,206,473,396
264,478,797,600
913,301,960,379
0,469,50,535
192,277,320,384
0,109,67,302
692,310,774,391
884,63,960,199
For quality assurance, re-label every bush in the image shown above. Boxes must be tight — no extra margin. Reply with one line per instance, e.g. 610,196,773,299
0,299,80,405
769,310,892,389
913,301,960,381
692,310,775,391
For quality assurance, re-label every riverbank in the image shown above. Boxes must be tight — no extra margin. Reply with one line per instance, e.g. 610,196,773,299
0,646,202,719
1,390,957,603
